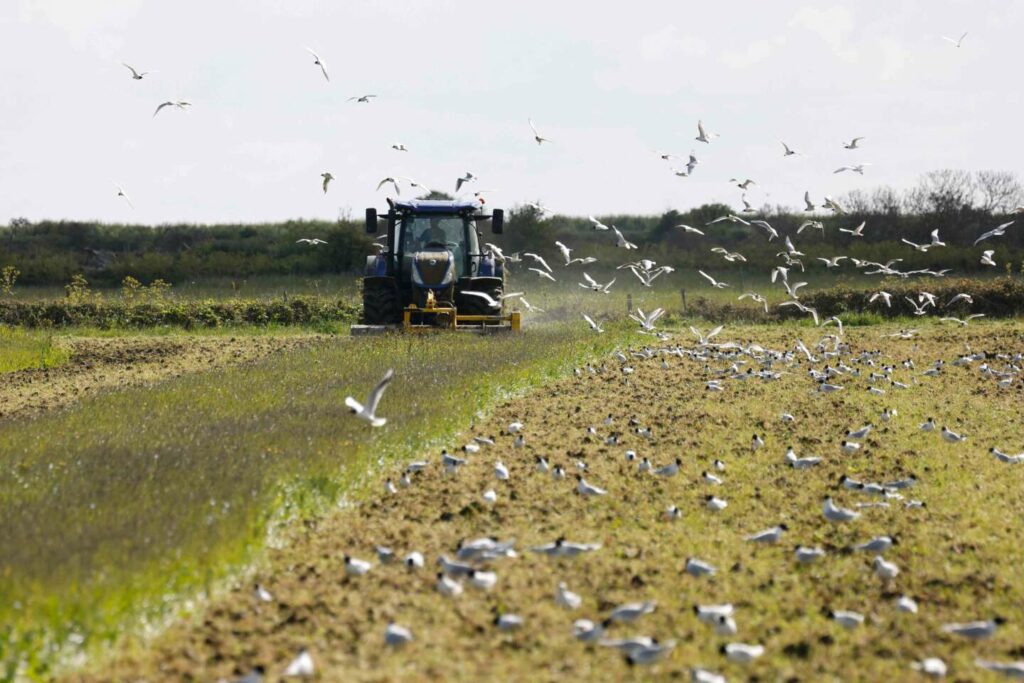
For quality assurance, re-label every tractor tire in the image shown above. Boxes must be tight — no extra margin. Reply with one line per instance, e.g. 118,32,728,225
362,279,401,324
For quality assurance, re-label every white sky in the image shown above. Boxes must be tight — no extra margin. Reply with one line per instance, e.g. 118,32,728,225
1,0,1020,224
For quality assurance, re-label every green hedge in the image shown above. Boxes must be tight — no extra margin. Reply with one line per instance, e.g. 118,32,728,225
0,296,360,329
796,277,1024,318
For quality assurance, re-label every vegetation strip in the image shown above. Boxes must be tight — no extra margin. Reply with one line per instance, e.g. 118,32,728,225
0,324,629,679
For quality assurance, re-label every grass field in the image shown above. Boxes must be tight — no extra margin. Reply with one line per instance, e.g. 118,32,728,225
60,320,1024,682
0,328,69,373
0,323,632,680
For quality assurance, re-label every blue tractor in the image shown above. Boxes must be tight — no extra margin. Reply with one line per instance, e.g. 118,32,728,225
356,199,519,332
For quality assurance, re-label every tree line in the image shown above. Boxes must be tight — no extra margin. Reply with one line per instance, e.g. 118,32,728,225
1,170,1021,287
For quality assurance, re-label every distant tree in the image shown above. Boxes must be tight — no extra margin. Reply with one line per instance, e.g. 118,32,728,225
905,169,975,214
423,190,455,201
840,189,872,215
975,170,1024,213
870,186,902,215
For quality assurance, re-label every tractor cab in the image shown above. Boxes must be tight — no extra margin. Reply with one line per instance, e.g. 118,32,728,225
357,199,519,333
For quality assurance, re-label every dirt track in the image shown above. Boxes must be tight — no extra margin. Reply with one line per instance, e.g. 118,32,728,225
0,335,330,422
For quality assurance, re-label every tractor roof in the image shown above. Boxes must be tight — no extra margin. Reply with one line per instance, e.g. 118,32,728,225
392,199,481,214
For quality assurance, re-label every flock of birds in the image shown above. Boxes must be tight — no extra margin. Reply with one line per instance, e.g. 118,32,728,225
271,319,1024,681
113,31,1024,683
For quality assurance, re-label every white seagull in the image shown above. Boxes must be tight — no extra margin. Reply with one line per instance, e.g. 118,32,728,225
345,368,394,427
304,47,330,81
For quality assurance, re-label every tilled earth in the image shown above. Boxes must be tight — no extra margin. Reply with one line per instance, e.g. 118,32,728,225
68,324,1024,682
0,335,331,421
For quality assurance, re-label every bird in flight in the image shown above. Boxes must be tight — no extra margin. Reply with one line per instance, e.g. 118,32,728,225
942,31,968,48
321,172,334,193
529,118,552,145
582,313,604,334
153,100,191,117
376,177,401,195
695,120,718,144
113,183,134,209
345,369,394,427
391,142,408,152
296,238,328,245
121,63,152,80
305,47,330,81
348,94,377,103
843,137,865,149
974,220,1015,245
455,172,477,193
834,164,870,175
779,140,800,157
698,270,730,289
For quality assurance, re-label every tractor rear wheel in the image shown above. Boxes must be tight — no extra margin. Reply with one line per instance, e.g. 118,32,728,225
362,279,401,324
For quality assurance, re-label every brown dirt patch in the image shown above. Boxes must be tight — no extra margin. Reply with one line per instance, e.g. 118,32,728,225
0,334,332,422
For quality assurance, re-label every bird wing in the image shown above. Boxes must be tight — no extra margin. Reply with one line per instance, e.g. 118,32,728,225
344,396,364,413
697,120,707,138
698,270,716,285
706,325,724,340
528,118,539,136
582,273,598,287
462,290,498,307
583,313,598,330
365,368,395,415
152,101,172,117
122,63,140,78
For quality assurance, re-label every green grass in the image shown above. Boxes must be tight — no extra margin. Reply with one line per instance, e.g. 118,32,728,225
0,322,634,680
0,327,69,373
80,320,1024,682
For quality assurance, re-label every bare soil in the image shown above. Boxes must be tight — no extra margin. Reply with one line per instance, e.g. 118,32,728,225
0,335,331,422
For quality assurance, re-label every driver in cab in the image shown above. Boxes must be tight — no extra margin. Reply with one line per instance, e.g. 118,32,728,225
417,218,447,249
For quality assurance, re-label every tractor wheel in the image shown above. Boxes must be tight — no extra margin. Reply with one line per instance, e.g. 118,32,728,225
362,279,401,324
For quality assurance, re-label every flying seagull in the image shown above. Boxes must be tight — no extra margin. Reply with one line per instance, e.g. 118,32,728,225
296,238,328,245
455,172,477,193
113,183,134,209
529,118,551,145
305,47,330,81
121,63,152,80
942,32,968,48
376,177,401,195
345,369,394,427
321,172,334,193
695,119,717,144
153,100,191,117
348,94,377,103
834,164,870,175
974,220,1015,245
780,140,800,156
843,137,865,149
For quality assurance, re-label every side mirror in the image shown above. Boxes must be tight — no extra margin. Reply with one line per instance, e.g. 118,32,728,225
491,208,504,235
365,208,377,234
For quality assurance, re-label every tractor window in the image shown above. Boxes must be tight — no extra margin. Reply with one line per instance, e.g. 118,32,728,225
403,216,464,250
401,216,468,275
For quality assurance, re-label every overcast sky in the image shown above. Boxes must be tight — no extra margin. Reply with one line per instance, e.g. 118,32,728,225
1,0,1020,225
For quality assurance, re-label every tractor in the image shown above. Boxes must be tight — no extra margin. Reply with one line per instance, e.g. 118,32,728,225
352,199,520,334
